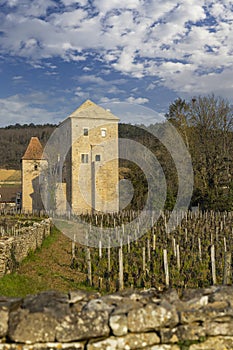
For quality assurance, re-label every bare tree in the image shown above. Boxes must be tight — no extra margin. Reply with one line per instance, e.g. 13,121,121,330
166,94,233,210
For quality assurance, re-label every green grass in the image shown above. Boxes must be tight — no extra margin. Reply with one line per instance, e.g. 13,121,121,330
0,273,48,297
0,225,98,297
0,226,60,297
22,225,59,264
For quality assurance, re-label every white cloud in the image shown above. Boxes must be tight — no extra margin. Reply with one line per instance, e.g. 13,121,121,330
93,0,140,13
0,93,61,126
12,75,23,80
72,75,128,103
50,9,87,28
61,0,88,6
0,0,232,101
78,75,107,85
74,87,90,99
146,83,156,91
126,97,149,105
99,96,120,104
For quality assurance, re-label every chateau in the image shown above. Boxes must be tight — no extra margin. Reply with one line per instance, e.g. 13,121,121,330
21,100,119,214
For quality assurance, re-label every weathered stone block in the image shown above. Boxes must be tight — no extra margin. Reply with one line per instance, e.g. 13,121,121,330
111,298,143,315
209,286,233,307
175,323,206,341
56,310,110,342
87,332,160,350
8,309,58,343
109,314,128,336
128,301,178,332
204,320,233,336
22,291,69,318
189,336,233,350
180,301,230,324
0,307,8,337
0,343,85,350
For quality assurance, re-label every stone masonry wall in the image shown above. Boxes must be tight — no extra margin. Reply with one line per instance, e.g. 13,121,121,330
0,219,51,277
1,286,233,349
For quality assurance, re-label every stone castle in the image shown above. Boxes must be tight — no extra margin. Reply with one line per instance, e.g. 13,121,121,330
21,100,119,214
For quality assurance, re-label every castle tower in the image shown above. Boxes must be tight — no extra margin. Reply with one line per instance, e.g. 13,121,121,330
21,137,46,212
60,99,119,214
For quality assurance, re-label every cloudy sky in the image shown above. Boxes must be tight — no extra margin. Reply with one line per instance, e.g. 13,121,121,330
0,0,232,126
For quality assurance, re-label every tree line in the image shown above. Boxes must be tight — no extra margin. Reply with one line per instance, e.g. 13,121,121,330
0,124,56,169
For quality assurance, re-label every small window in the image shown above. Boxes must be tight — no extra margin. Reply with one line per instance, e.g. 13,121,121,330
81,154,88,163
34,164,38,171
101,128,106,137
95,154,101,162
83,128,89,136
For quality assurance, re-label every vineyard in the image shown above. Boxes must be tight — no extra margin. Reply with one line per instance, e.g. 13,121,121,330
70,210,233,292
0,210,233,294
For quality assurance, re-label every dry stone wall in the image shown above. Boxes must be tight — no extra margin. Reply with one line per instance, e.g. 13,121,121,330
1,286,233,349
0,219,51,277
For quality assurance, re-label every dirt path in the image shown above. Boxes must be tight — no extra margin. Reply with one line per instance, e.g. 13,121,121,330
17,228,93,293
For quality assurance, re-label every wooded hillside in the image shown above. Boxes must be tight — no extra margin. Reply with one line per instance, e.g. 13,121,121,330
0,124,56,169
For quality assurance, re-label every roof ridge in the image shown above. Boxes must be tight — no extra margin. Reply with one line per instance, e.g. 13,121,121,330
77,99,97,111
67,99,119,121
22,137,44,160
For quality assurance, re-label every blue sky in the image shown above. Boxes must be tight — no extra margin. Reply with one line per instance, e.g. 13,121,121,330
0,0,232,126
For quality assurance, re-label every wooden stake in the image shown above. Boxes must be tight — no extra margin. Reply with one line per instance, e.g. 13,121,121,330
147,238,151,262
198,237,202,262
211,245,216,285
223,237,227,253
185,228,188,243
86,247,92,286
118,242,124,290
127,235,130,253
176,244,180,271
173,237,176,257
152,233,156,251
142,246,146,272
108,238,111,272
163,249,169,287
99,240,102,259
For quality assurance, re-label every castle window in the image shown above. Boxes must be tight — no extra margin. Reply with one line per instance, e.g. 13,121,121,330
95,154,101,162
101,128,106,137
83,128,89,136
34,164,38,171
81,154,89,163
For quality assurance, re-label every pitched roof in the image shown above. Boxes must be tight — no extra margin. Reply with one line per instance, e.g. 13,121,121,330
67,99,119,121
22,137,44,160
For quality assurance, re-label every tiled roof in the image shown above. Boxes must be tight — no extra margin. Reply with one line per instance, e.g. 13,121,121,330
22,137,44,160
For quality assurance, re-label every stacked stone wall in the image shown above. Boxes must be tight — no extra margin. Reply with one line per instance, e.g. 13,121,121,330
1,286,233,349
0,219,51,277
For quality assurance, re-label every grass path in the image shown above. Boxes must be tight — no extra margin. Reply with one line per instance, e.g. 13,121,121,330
0,227,96,297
